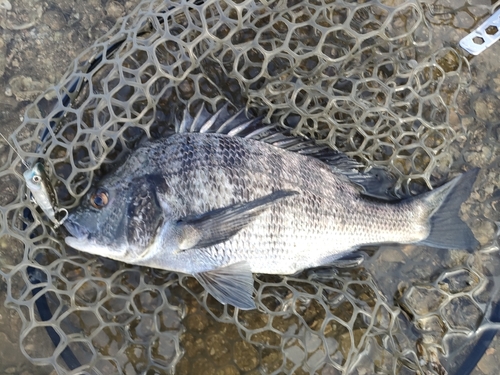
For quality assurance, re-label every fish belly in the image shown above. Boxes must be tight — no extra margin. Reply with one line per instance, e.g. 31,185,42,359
180,193,425,275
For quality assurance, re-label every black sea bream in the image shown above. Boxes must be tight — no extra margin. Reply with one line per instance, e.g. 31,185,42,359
64,105,479,309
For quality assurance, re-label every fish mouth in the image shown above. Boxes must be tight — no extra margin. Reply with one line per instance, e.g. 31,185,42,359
64,219,93,252
63,219,90,240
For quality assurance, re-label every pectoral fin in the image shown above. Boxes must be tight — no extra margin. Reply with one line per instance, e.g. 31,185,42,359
194,261,256,310
176,189,298,250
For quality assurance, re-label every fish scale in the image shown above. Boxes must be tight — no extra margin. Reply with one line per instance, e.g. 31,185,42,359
64,106,479,309
105,134,423,272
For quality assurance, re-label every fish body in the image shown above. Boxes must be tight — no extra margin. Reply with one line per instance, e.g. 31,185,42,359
64,106,479,309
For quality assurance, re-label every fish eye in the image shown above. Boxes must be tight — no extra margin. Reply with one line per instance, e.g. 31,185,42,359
32,175,42,183
90,189,109,209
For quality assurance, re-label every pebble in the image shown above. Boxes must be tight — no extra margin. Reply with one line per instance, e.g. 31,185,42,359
473,220,496,245
233,341,259,371
378,247,405,263
184,313,209,333
0,37,5,77
106,1,124,19
8,75,48,101
42,10,66,31
215,365,240,375
477,345,498,374
404,285,446,315
0,0,11,11
473,95,500,122
206,334,231,366
191,358,216,375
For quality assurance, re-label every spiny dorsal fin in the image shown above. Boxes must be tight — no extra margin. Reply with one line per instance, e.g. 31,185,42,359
175,103,396,200
176,104,265,137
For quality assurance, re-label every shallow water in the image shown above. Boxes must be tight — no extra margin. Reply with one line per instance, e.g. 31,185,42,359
0,0,500,374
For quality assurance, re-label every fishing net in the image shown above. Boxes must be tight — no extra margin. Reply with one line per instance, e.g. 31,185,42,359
0,0,498,374
10,0,473,198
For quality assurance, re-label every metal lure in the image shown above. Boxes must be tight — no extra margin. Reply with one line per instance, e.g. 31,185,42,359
23,162,68,228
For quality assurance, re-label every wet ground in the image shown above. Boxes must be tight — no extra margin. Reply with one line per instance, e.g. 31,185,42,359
0,0,500,374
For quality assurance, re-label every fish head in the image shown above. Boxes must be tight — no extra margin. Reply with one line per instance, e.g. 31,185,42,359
64,177,165,262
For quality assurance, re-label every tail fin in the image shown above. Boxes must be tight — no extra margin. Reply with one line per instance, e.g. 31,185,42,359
419,168,480,250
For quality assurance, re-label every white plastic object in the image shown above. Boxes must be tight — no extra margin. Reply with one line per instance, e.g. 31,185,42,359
460,8,500,55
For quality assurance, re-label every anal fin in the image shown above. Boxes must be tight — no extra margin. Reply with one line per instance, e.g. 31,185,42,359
195,261,256,310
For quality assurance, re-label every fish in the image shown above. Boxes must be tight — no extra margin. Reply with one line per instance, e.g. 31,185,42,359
63,105,480,310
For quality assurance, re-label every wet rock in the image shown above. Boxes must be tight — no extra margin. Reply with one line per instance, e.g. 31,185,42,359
0,37,5,78
42,10,66,31
184,313,209,333
403,285,447,316
206,334,231,366
215,365,240,375
0,0,11,11
106,1,124,19
442,296,483,332
261,347,283,373
8,76,49,101
472,219,496,245
182,333,205,358
233,341,259,371
416,315,446,343
438,268,480,294
473,95,500,122
0,332,32,373
378,247,405,263
191,357,216,375
477,347,499,375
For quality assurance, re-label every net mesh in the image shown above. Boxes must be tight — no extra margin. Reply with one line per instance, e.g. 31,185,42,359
10,0,473,198
0,0,497,374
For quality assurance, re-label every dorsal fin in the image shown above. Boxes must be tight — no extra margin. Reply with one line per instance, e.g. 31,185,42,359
175,104,396,200
175,104,266,137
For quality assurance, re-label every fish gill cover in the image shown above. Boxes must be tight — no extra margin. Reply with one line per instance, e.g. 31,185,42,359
0,0,498,374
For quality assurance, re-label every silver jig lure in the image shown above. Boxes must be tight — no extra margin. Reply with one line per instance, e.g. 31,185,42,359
0,132,67,227
23,162,68,227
